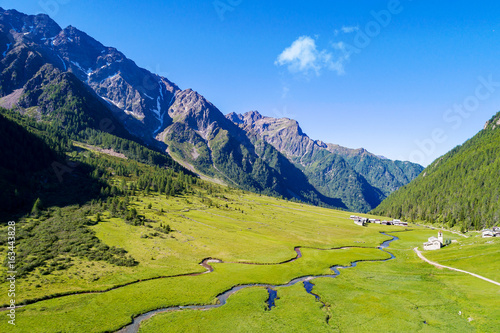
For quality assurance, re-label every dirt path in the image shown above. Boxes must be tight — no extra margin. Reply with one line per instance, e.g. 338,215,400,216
413,247,500,286
414,224,468,238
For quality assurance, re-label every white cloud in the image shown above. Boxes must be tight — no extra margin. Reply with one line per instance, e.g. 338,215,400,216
275,35,359,77
275,36,334,76
341,25,359,34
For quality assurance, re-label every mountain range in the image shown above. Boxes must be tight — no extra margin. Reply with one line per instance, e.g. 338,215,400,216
227,111,423,212
0,8,423,212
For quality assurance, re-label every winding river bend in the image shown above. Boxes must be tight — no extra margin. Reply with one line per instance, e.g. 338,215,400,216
117,232,399,333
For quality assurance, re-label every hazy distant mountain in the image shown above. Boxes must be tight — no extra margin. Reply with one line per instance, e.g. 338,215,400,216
373,111,500,229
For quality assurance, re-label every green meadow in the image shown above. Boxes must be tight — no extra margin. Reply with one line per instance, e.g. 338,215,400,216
140,230,499,333
0,188,390,307
0,158,498,332
424,235,500,281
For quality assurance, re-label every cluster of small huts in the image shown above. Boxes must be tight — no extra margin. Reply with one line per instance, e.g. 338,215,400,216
350,216,408,227
482,227,500,238
423,227,499,251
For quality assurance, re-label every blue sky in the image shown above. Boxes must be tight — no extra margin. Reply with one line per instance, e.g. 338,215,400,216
5,0,500,165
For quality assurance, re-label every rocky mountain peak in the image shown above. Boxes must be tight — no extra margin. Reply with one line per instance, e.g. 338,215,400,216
325,144,374,158
242,110,264,123
227,111,302,132
224,111,312,157
167,88,234,139
356,148,368,155
225,112,244,124
53,26,106,68
0,8,61,40
314,140,328,148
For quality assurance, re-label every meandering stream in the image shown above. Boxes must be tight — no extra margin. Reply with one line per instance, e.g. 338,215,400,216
116,232,398,333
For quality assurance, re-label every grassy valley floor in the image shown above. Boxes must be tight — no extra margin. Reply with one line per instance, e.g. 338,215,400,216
139,230,499,333
0,180,498,332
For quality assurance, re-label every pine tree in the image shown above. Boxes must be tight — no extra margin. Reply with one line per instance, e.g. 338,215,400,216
31,198,43,217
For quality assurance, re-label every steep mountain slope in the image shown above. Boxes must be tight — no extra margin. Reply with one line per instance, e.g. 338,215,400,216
0,8,178,140
18,63,134,138
227,111,423,212
0,111,59,217
0,8,344,208
0,8,421,211
373,111,500,230
158,89,346,207
0,109,109,220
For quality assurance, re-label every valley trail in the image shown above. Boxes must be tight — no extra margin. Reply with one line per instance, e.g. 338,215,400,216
413,248,500,287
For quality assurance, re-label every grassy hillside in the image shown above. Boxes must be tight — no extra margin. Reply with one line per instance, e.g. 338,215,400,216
0,107,187,220
373,111,500,230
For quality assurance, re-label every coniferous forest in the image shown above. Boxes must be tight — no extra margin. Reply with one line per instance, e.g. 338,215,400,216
373,111,500,231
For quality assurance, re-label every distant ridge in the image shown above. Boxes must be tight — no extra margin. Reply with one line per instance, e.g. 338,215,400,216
227,111,423,212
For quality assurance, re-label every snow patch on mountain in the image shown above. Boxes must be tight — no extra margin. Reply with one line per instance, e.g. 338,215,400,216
2,43,11,57
57,55,66,71
70,61,92,74
152,81,166,134
167,94,175,108
9,22,18,32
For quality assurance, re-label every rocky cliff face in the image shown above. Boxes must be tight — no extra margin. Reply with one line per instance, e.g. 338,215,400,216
484,112,500,130
167,89,240,140
50,25,180,140
227,110,328,159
